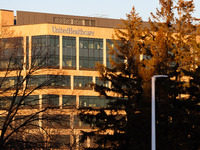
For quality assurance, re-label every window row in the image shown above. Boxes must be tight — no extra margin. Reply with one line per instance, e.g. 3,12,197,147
0,75,108,89
0,36,121,70
0,114,91,130
0,95,111,109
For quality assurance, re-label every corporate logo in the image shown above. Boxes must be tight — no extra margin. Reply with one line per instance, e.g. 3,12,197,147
52,26,94,36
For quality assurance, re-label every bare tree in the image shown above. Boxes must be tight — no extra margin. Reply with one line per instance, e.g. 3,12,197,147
0,29,72,149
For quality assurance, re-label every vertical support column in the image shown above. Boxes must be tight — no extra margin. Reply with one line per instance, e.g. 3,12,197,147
93,76,95,83
39,95,42,110
76,94,79,109
93,76,95,90
59,35,63,69
23,37,27,91
23,36,26,71
92,76,96,90
70,114,74,147
39,95,43,128
29,36,32,69
103,38,107,66
76,37,79,70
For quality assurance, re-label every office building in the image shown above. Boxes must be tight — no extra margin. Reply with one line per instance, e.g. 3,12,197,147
0,9,133,149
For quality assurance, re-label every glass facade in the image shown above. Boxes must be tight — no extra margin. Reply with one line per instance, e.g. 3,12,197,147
79,96,108,107
23,95,39,109
29,36,123,69
62,95,76,108
32,35,59,68
62,36,76,68
42,114,70,129
0,76,23,88
79,38,103,69
0,36,123,109
0,37,23,70
42,95,59,108
0,97,11,109
0,95,39,109
50,134,70,148
96,77,109,87
74,76,93,89
14,115,39,129
106,39,123,68
0,94,113,109
28,75,70,88
74,115,90,127
0,33,124,149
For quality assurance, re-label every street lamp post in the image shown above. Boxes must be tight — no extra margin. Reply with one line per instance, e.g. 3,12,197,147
151,75,168,150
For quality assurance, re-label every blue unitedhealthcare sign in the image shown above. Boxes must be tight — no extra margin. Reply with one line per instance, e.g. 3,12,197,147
52,26,94,36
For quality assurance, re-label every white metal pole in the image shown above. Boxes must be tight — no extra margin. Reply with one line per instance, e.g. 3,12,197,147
152,77,156,150
151,75,168,150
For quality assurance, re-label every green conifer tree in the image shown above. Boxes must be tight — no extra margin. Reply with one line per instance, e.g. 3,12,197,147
79,0,200,149
79,7,151,149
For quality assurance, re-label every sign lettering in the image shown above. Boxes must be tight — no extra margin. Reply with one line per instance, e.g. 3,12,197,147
52,26,94,36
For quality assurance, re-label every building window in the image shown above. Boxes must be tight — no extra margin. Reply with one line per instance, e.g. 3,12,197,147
42,95,59,108
74,76,93,89
106,39,123,68
73,19,82,25
85,20,90,26
49,75,71,87
62,36,76,68
79,96,108,107
27,75,70,88
91,20,96,26
0,97,11,109
74,115,90,128
53,17,72,25
23,95,39,109
0,37,23,70
0,96,39,109
27,75,46,87
32,35,59,68
14,115,39,129
96,77,109,87
0,76,23,88
50,135,70,148
62,95,76,108
79,38,103,69
42,115,70,129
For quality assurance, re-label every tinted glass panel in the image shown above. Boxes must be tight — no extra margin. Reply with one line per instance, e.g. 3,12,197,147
27,75,70,88
79,38,103,69
42,95,59,108
62,95,76,108
63,36,76,68
79,96,109,107
106,39,124,68
0,37,23,70
32,35,59,68
74,76,92,89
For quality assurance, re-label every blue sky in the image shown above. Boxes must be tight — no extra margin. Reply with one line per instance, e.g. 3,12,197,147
1,0,200,21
